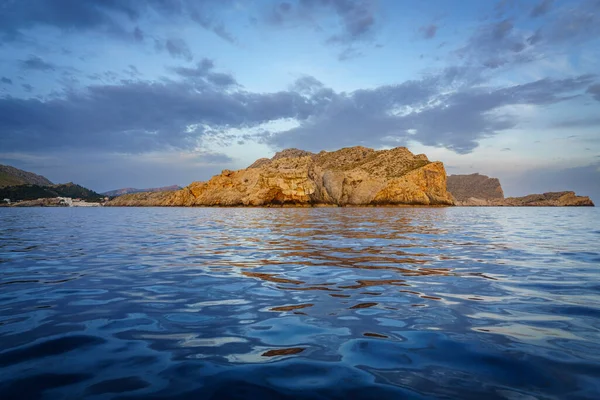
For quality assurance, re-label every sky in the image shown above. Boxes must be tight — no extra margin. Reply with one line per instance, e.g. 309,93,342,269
0,0,599,201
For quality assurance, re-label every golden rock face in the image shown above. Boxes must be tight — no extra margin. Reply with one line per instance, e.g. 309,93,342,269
108,146,456,207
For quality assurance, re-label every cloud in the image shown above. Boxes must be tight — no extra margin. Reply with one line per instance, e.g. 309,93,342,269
165,38,193,61
588,84,600,101
554,116,600,128
523,0,600,52
171,59,237,87
419,24,437,40
530,0,553,18
0,58,595,159
133,26,144,42
456,18,534,69
155,38,194,61
267,73,596,154
337,47,363,61
501,147,511,151
0,73,318,154
265,0,377,44
20,55,56,71
1,77,12,85
458,1,600,70
0,0,235,45
22,83,33,92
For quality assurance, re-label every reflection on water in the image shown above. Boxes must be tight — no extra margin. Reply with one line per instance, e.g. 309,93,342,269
1,207,600,399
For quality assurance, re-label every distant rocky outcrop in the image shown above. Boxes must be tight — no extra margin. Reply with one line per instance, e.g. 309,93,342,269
502,192,594,207
102,185,181,197
447,173,504,205
109,146,455,207
0,164,53,187
447,173,593,206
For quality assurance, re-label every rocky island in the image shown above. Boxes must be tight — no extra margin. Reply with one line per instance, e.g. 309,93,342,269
108,146,455,207
448,173,594,206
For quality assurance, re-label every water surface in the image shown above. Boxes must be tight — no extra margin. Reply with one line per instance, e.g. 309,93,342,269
1,207,599,399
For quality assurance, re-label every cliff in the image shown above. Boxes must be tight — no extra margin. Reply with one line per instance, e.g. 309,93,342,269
447,173,504,205
447,174,593,206
0,164,53,187
108,146,455,207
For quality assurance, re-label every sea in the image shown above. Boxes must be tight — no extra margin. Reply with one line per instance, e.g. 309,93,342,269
1,207,599,399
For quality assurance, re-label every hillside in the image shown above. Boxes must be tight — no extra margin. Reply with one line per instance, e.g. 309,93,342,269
1,183,104,202
109,146,454,207
0,164,53,187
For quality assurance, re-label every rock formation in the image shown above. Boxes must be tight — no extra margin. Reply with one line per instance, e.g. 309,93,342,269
108,146,455,207
447,173,504,205
502,192,594,207
447,174,594,206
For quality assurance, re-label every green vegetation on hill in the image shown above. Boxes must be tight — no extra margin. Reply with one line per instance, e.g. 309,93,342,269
0,164,53,187
0,183,104,202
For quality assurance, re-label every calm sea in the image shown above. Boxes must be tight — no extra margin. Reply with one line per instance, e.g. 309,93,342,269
1,207,599,399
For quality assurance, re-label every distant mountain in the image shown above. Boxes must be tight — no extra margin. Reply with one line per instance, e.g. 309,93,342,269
0,164,53,187
1,182,104,202
102,185,181,197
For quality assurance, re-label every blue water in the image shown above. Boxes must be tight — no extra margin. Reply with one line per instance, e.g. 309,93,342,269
1,207,599,399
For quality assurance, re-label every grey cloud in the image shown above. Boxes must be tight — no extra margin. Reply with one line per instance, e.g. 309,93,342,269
337,47,363,61
588,84,600,101
1,77,12,85
419,24,438,39
172,59,237,87
268,73,596,154
194,152,234,164
22,83,33,92
20,55,56,71
530,0,553,18
133,26,144,42
0,75,316,154
501,147,511,151
1,66,595,159
0,0,234,45
538,0,600,43
458,1,599,70
291,76,325,93
267,0,377,44
554,116,600,128
163,38,193,61
126,65,141,77
457,18,533,69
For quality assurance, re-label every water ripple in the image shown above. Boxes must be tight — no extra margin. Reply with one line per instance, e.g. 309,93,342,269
0,207,599,399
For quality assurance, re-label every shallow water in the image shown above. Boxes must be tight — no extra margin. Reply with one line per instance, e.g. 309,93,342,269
1,207,599,399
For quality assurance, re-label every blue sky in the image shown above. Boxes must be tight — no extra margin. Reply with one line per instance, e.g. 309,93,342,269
0,0,599,201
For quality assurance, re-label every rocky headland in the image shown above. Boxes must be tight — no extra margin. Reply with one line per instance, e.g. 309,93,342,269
108,146,454,207
448,173,594,206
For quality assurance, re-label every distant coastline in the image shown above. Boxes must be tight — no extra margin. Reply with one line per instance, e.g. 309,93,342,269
1,150,594,208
